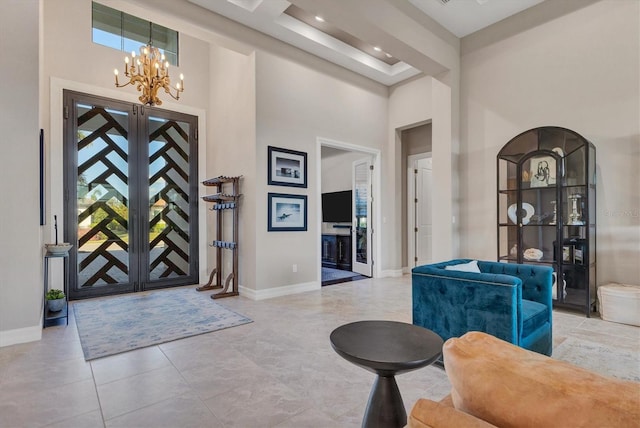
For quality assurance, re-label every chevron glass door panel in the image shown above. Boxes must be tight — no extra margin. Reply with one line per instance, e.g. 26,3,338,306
64,91,198,300
146,114,195,287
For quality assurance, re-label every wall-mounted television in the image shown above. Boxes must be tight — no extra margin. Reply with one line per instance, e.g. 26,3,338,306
322,190,352,223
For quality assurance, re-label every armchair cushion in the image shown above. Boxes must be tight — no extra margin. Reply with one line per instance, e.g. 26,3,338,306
521,299,548,337
444,259,481,273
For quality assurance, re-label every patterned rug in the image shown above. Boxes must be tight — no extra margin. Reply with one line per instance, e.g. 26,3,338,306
553,337,640,381
73,288,252,360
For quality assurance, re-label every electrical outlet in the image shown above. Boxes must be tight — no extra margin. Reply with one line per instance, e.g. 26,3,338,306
292,264,297,273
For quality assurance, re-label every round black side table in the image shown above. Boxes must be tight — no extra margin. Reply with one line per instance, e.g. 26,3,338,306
330,320,443,428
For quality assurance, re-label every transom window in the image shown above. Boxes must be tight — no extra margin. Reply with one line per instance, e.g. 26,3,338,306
92,2,179,66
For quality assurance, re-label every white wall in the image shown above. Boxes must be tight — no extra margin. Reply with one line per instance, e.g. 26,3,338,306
254,50,388,293
321,149,364,194
209,45,257,290
460,0,640,285
0,0,42,346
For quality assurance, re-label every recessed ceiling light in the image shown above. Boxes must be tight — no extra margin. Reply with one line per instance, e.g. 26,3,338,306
315,16,325,22
385,53,392,58
373,46,382,52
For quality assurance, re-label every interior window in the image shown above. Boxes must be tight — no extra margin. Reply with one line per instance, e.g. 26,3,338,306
92,2,179,66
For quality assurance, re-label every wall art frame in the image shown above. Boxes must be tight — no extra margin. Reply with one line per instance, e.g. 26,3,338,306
268,146,307,188
268,193,307,231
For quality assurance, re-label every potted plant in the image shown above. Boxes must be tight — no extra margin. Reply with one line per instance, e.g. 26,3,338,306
46,289,65,312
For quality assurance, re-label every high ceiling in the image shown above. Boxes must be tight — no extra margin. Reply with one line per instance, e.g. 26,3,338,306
187,0,545,86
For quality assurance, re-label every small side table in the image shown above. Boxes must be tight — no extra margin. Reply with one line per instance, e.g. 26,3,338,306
43,252,69,327
330,320,443,428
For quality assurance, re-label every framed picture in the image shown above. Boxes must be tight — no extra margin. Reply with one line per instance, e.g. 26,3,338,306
268,146,307,188
529,155,557,188
268,193,307,231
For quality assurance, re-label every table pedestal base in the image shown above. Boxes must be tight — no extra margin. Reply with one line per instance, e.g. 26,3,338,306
363,375,406,428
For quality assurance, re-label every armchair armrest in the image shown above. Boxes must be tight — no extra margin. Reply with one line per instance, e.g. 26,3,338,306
478,261,553,330
412,266,522,344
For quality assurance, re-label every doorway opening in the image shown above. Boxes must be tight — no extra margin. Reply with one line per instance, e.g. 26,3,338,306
317,139,380,286
401,123,433,271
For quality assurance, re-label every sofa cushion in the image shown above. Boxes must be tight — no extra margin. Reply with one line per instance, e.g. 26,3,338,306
444,332,640,428
408,398,498,428
521,298,548,337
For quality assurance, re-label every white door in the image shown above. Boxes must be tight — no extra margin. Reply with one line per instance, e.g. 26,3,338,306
352,157,373,276
408,155,432,267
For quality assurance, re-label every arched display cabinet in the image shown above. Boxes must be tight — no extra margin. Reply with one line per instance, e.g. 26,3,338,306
497,127,596,315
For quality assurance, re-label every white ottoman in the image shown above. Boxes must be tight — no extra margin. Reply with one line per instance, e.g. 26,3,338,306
597,283,640,327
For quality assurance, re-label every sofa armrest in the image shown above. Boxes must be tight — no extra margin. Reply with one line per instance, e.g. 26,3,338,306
408,399,497,428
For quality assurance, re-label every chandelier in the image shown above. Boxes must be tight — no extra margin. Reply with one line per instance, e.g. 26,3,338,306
114,44,184,106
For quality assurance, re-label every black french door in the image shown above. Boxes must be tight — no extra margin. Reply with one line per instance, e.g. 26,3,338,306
63,91,199,300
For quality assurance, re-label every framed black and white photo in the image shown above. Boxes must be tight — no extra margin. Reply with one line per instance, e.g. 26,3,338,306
268,193,307,231
529,155,556,188
268,146,307,188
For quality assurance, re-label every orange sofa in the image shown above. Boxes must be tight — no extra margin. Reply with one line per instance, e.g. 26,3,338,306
409,332,640,428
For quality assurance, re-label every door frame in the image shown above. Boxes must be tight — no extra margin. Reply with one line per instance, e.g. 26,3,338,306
317,137,381,282
49,78,208,294
407,152,431,269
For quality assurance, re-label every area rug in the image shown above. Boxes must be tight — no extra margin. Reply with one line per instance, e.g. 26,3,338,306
553,337,640,381
73,288,252,360
322,267,361,282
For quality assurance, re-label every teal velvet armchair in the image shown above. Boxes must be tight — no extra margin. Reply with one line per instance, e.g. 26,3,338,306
412,259,553,356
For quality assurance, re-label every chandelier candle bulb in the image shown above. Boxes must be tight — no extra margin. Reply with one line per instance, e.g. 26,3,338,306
114,69,119,85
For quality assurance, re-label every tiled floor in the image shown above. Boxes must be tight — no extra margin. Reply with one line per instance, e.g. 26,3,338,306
1,275,638,427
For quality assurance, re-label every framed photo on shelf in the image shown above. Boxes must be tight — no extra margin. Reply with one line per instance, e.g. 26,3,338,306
268,193,307,231
268,146,307,188
529,155,556,188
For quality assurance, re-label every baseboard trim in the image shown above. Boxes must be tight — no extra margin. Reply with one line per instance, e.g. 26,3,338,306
239,281,320,301
380,269,404,278
402,266,411,274
0,324,42,348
